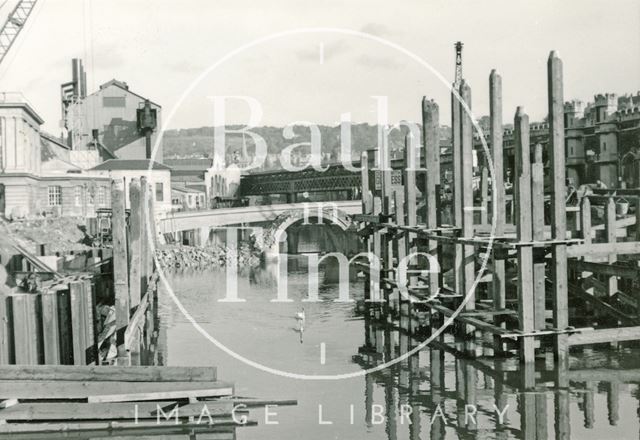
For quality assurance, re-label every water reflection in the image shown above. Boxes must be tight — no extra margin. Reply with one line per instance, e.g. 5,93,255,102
153,257,640,440
355,300,640,440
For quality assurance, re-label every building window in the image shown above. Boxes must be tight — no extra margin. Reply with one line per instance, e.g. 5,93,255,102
103,96,126,107
97,186,106,205
602,142,607,152
48,186,62,206
74,186,82,206
87,186,95,205
155,182,164,202
188,195,193,205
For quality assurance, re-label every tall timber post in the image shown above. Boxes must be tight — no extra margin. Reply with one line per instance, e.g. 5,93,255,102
514,106,535,362
489,69,506,353
422,98,440,309
459,80,476,356
548,51,569,364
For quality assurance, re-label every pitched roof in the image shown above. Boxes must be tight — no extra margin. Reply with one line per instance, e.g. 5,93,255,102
90,159,171,171
164,158,213,170
92,79,161,107
171,184,206,194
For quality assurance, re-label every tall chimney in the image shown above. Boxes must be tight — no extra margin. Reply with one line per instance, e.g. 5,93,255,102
71,58,80,97
80,60,87,98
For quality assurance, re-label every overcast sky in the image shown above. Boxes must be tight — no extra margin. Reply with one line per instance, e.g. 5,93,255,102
2,0,639,133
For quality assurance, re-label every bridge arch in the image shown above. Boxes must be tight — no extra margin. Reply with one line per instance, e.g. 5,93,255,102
261,204,356,259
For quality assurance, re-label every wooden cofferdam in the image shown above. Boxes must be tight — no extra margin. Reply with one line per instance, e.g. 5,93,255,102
354,51,640,364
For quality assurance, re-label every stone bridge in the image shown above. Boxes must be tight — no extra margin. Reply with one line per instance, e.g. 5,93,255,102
159,200,362,234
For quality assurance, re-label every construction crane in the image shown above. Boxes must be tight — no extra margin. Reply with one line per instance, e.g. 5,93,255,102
0,0,38,66
454,41,463,86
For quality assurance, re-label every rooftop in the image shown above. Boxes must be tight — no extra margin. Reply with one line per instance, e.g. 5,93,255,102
171,184,206,194
91,80,161,107
90,159,171,171
0,92,44,124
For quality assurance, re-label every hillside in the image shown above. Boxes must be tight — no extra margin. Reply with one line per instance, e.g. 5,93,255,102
163,123,451,159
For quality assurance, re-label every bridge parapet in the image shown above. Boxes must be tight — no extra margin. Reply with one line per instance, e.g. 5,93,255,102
159,200,362,234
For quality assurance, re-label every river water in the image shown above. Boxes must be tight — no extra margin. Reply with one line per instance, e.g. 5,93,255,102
158,256,640,440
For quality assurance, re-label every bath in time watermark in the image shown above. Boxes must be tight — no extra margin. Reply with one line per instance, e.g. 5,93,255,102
150,27,497,380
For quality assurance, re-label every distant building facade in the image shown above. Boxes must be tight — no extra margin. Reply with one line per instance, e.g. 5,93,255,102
0,93,110,218
474,91,640,188
89,159,172,214
171,184,206,212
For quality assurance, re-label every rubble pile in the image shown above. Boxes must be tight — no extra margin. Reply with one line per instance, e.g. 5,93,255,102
1,216,91,254
156,243,261,270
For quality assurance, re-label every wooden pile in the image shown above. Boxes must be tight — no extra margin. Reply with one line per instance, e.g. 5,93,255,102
355,50,640,364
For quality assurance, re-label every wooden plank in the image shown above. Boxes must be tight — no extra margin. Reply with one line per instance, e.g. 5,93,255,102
520,363,537,440
125,292,150,351
0,420,251,438
69,282,86,365
0,401,237,421
605,197,618,295
353,214,384,224
422,301,508,336
568,260,640,278
636,197,640,241
0,295,11,365
40,291,60,364
480,154,489,225
403,137,417,230
568,282,636,324
451,86,463,296
370,196,382,302
0,365,217,382
565,368,640,382
567,241,640,258
403,138,418,330
361,151,372,215
140,176,151,297
128,178,142,310
531,144,546,331
568,326,640,346
86,280,97,365
144,175,158,268
10,294,42,365
581,196,593,291
423,98,441,302
0,380,234,400
111,179,129,357
514,107,535,362
56,290,73,365
548,51,569,364
88,387,234,403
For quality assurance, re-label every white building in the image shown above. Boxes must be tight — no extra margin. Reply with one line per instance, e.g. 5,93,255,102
0,93,111,218
89,159,172,214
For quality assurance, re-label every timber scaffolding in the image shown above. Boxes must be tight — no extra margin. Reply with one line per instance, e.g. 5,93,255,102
354,51,640,365
0,177,161,366
0,178,296,438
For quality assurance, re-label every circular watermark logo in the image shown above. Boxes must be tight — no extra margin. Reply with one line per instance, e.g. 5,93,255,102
145,27,496,380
